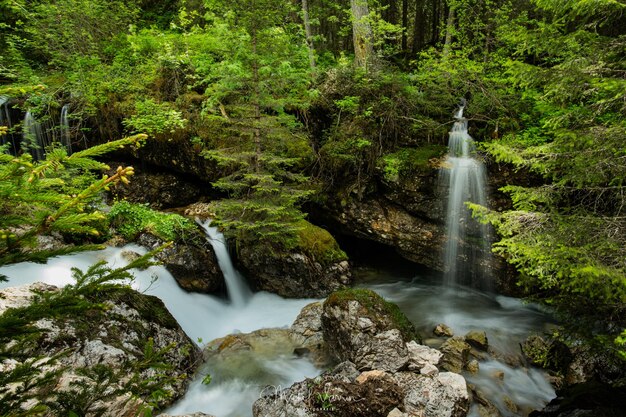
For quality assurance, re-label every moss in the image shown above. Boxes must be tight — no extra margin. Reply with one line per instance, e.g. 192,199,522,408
292,220,348,266
325,288,420,342
378,145,447,182
108,201,196,242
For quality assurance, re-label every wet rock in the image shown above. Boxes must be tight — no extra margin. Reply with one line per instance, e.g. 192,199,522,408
290,302,330,366
434,323,454,337
466,359,480,374
491,370,505,381
107,163,203,209
314,195,446,271
440,336,471,373
158,414,216,417
465,330,488,351
137,231,224,294
395,371,470,417
235,227,352,298
471,385,503,417
0,283,201,415
321,289,418,371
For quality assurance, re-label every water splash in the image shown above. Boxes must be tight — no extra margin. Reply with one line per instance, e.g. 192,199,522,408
441,103,492,290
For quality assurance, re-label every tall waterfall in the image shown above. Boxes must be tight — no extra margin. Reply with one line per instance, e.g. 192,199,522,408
441,102,492,290
199,220,252,307
60,104,72,154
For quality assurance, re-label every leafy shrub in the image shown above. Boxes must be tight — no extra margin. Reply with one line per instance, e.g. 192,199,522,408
108,201,194,241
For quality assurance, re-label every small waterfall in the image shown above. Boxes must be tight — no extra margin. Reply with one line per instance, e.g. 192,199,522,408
441,102,492,290
22,111,46,161
0,96,17,154
60,105,72,154
199,220,252,307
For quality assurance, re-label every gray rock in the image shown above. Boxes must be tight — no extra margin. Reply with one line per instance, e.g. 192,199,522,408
235,239,352,298
137,231,224,294
395,372,470,417
0,282,201,415
406,340,443,372
321,290,418,371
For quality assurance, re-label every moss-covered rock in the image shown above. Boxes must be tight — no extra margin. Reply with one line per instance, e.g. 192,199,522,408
234,221,352,298
321,288,420,371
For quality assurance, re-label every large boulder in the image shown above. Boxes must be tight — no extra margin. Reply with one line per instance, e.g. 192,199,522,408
235,221,352,298
321,288,420,372
0,282,201,416
136,231,224,294
254,291,469,417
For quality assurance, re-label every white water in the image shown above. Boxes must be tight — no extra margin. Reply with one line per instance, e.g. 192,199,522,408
0,225,319,417
60,104,72,154
0,224,556,416
364,271,555,417
199,220,252,307
441,105,492,290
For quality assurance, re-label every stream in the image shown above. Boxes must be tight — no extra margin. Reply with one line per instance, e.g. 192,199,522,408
0,223,556,417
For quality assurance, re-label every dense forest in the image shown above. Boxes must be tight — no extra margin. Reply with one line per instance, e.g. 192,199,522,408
1,0,625,414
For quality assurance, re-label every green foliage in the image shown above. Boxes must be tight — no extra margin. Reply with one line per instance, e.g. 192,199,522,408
108,201,195,242
378,145,447,182
123,99,187,136
0,135,146,270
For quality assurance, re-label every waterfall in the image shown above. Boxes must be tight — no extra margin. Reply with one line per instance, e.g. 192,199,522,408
441,102,492,290
23,111,46,161
199,220,252,307
0,96,16,154
60,104,72,154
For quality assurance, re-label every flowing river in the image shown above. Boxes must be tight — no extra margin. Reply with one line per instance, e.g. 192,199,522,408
0,223,556,417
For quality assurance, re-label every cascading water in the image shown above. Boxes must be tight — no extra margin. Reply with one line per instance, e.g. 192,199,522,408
23,111,47,161
441,101,492,290
60,104,72,154
0,96,17,154
0,223,319,417
199,220,252,307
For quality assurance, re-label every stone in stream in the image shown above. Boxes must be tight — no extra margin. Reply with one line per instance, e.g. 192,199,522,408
434,322,454,337
440,336,471,373
464,330,489,351
253,289,470,417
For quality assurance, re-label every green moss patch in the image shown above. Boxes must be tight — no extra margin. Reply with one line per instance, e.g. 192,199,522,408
291,220,348,266
378,145,447,182
108,201,196,242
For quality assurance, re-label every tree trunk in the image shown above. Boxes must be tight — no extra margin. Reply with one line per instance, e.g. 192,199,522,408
301,0,316,73
443,5,454,57
412,0,425,53
350,0,375,69
402,0,408,51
